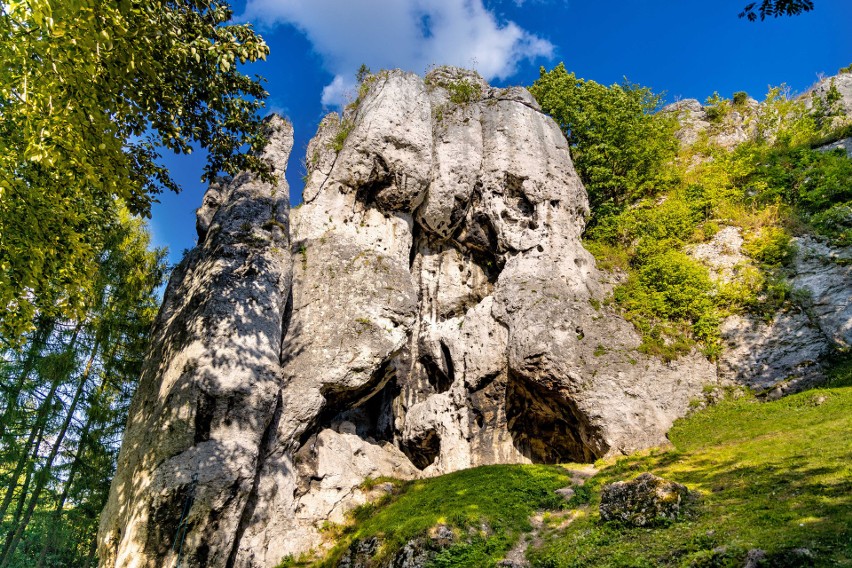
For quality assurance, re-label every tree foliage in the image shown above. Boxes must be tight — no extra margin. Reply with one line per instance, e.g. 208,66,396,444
0,0,269,344
530,63,850,360
529,63,679,222
739,0,815,21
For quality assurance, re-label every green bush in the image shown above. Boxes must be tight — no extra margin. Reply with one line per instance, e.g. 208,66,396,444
742,146,852,245
636,251,714,321
732,91,749,106
812,204,852,246
446,79,481,104
532,65,852,362
704,92,729,123
329,119,354,153
742,226,795,266
615,251,717,359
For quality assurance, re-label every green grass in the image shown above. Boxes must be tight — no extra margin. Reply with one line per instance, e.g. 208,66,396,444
528,358,852,567
303,465,573,567
446,79,481,104
329,119,353,153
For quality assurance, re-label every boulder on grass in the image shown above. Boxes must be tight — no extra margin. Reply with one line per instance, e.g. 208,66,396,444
599,472,695,527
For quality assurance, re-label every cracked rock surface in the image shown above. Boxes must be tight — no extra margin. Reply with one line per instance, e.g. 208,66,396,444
716,233,852,395
100,69,734,567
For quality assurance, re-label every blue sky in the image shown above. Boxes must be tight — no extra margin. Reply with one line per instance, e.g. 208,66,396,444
149,0,852,263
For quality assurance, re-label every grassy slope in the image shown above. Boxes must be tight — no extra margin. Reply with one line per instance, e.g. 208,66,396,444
307,465,572,567
294,358,851,568
530,359,852,567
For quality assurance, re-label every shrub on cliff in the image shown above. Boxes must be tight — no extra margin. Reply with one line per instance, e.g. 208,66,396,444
532,64,852,360
530,63,679,223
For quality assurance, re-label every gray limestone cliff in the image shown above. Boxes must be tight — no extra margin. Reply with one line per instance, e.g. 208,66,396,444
98,68,848,568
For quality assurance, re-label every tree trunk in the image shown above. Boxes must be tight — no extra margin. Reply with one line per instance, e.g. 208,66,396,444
34,410,93,568
36,334,124,568
33,334,118,568
0,316,54,440
0,389,52,524
0,324,80,524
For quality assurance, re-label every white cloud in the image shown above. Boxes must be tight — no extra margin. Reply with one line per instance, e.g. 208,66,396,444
241,0,553,108
320,75,357,108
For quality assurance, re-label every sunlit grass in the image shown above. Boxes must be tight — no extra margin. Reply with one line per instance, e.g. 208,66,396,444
278,464,574,567
528,358,852,567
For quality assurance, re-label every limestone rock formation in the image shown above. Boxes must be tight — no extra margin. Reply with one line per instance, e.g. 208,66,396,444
98,115,295,568
806,72,852,117
673,71,852,396
664,71,852,153
689,225,852,396
661,97,759,150
100,68,728,567
818,136,852,157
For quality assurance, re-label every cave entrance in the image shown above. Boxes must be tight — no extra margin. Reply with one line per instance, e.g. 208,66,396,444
400,428,440,470
420,341,455,395
505,371,601,464
304,360,399,446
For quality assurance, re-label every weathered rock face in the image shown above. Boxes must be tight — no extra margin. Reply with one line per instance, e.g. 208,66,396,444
806,72,852,118
661,97,759,150
689,225,852,396
714,233,852,395
818,136,852,157
664,72,852,153
671,73,852,397
101,68,731,567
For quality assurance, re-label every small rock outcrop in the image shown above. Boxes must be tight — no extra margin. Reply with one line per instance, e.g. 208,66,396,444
806,72,852,118
599,473,695,527
661,97,759,150
690,228,852,395
98,67,851,568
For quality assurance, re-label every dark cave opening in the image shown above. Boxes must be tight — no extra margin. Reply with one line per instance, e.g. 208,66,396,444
302,360,399,447
193,392,216,444
355,155,392,208
419,341,455,394
400,428,441,470
505,371,602,464
504,172,535,217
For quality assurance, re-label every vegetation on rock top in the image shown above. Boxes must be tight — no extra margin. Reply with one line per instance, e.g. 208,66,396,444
531,62,852,360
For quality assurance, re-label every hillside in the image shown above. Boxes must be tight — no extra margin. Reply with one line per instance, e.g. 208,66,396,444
285,357,851,567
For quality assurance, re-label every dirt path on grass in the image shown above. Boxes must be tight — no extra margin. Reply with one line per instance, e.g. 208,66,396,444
498,465,598,567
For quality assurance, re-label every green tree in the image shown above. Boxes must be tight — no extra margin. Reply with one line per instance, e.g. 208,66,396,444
0,0,269,344
0,209,166,567
529,63,678,224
